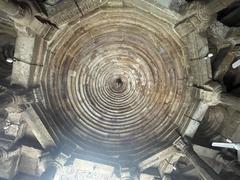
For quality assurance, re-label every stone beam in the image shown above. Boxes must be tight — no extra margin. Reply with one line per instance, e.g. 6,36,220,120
174,137,221,180
220,93,240,111
204,0,236,17
213,51,235,81
193,145,240,176
160,101,210,177
11,32,39,87
184,101,209,138
22,108,56,149
138,146,178,172
0,85,54,149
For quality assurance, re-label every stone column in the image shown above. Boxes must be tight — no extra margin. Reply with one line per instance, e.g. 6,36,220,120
41,152,70,180
174,137,221,180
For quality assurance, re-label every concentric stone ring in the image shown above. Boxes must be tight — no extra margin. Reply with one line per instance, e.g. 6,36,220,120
38,5,196,164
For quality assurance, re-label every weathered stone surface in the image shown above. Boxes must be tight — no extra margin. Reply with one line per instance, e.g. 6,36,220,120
1,0,240,179
33,1,198,164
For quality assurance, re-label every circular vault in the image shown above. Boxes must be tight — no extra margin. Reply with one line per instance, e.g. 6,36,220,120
33,1,203,164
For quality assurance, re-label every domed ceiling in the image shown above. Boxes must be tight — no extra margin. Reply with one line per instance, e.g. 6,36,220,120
32,0,208,164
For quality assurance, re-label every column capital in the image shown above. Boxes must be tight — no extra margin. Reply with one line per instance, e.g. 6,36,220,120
9,85,43,106
173,136,192,153
40,151,71,179
199,81,222,106
180,0,236,32
0,85,43,111
120,166,140,180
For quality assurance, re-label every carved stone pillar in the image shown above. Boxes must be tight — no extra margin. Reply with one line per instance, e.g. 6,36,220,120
174,137,221,180
41,152,70,180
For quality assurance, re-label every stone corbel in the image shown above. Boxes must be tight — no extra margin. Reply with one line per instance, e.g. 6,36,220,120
199,81,240,111
199,81,222,106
